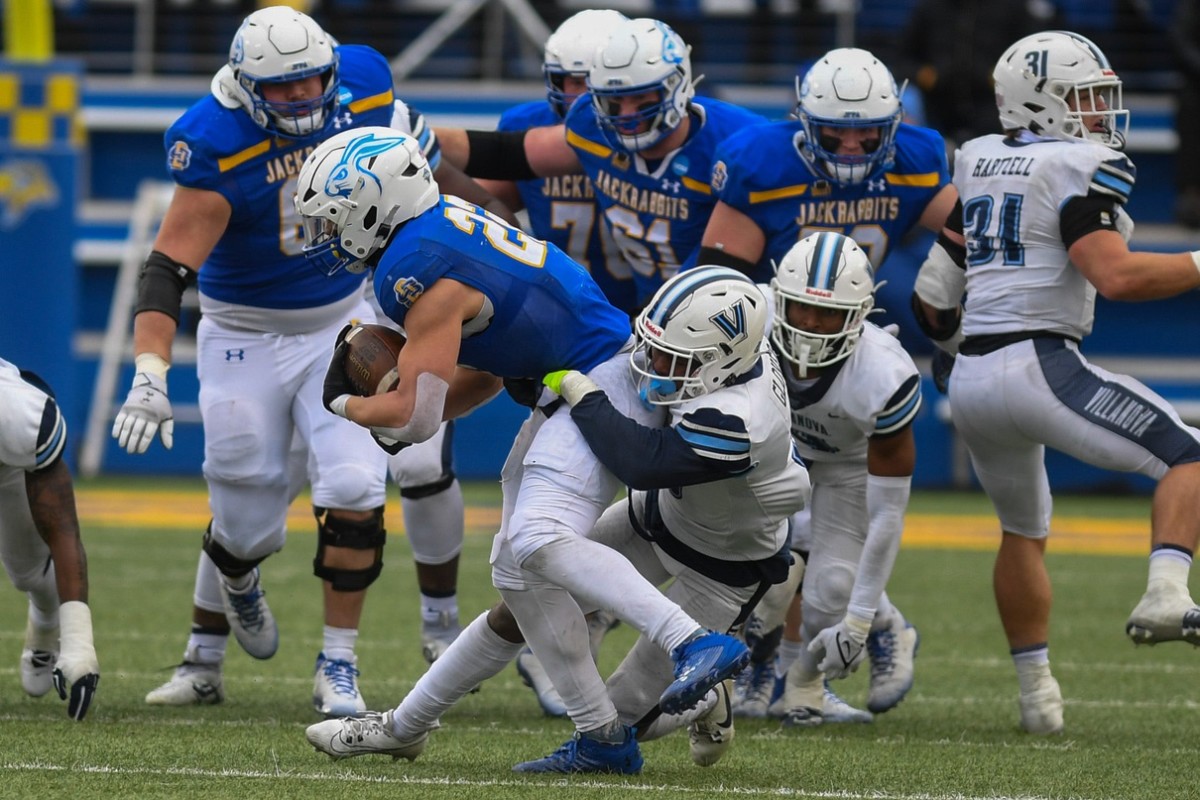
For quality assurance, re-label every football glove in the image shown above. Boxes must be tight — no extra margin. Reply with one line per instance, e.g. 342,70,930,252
112,365,173,454
503,377,543,409
53,601,100,721
323,325,356,416
808,614,871,680
543,370,601,406
370,429,412,456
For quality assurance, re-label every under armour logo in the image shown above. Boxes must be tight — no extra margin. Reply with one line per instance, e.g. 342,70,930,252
330,112,354,130
661,178,681,193
867,178,887,192
225,349,245,362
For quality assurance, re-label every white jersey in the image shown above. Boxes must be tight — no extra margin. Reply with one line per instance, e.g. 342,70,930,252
0,357,66,472
953,132,1136,341
783,323,922,465
657,348,811,563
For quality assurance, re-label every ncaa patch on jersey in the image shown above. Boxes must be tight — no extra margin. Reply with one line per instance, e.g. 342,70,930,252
168,141,192,172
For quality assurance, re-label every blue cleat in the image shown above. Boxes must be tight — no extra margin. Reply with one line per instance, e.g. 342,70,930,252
659,631,750,715
513,725,642,774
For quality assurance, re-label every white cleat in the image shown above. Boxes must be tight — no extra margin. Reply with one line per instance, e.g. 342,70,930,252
821,682,873,724
1125,581,1200,645
313,652,367,718
515,647,567,717
220,568,278,660
20,619,58,698
866,618,919,713
732,660,779,719
306,709,430,761
145,661,224,706
1019,676,1064,735
689,679,734,767
421,610,462,664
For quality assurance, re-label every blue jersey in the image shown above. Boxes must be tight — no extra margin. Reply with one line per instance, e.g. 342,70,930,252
498,101,637,316
165,45,427,310
711,121,950,282
562,97,767,305
373,196,632,379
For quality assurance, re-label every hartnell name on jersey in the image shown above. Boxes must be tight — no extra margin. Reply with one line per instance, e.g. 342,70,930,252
592,171,690,219
794,196,900,228
264,146,318,184
541,174,596,199
1083,386,1158,437
971,156,1035,178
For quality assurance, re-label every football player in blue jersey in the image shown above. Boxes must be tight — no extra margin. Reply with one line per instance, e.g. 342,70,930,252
471,9,638,316
1,359,100,721
294,127,752,773
436,17,767,308
698,47,957,284
110,6,513,716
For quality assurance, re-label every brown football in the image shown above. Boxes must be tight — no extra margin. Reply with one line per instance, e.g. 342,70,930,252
342,323,406,396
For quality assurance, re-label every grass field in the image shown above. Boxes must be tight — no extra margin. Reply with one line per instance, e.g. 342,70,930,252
2,478,1196,800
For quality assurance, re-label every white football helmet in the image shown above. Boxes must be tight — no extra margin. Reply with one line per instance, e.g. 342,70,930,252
221,6,339,138
632,265,768,406
543,9,628,119
587,18,695,152
993,30,1128,149
794,48,903,186
771,232,875,375
294,127,439,275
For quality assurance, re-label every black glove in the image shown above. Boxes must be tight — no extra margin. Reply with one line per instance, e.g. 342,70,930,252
932,349,956,395
53,669,99,721
371,430,412,455
503,376,542,409
323,339,356,412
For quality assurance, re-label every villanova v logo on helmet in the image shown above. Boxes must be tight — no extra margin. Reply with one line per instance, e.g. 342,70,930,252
710,300,747,342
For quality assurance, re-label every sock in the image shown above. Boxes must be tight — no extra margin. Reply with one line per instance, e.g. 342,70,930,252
392,611,523,739
1012,644,1051,694
421,593,458,626
186,625,229,665
777,637,805,677
223,570,254,592
1149,545,1192,587
581,717,626,743
323,625,358,662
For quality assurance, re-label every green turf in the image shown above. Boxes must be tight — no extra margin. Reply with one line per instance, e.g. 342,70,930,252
0,481,1193,799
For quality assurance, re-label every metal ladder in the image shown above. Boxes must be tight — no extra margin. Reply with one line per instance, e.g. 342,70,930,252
78,179,199,478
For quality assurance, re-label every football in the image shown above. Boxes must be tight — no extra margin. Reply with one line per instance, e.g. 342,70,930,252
342,323,406,396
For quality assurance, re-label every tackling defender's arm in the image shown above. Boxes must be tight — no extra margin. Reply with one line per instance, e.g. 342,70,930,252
433,124,583,180
697,201,767,277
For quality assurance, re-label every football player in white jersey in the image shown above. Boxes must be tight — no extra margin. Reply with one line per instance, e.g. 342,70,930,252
110,6,512,715
912,31,1200,735
759,232,921,728
0,359,100,720
305,266,808,770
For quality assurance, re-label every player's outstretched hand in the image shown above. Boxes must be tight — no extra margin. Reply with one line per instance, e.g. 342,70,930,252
112,371,173,453
53,602,100,721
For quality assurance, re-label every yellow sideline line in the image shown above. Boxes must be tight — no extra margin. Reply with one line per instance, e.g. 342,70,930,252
75,488,1151,557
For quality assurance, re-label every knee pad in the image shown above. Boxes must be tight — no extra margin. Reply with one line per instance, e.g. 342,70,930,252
202,523,268,578
802,554,857,619
314,462,386,512
312,506,386,592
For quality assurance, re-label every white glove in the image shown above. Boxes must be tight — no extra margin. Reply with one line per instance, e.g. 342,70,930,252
112,355,174,453
807,613,872,680
53,601,100,721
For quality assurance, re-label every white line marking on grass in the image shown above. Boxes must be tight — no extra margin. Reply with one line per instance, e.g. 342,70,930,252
0,760,1090,800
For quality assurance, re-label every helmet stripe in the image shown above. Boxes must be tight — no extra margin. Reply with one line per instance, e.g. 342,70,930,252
647,266,753,327
808,232,846,291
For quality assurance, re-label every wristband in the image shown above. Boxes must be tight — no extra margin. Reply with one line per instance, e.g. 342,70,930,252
134,352,170,381
329,394,351,418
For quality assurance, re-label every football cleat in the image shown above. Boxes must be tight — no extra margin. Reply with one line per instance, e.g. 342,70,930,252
306,709,429,761
421,609,462,664
689,679,734,767
145,661,224,706
313,652,366,718
512,725,642,774
780,704,823,728
732,659,782,718
1019,676,1064,735
220,568,278,660
660,631,750,715
866,618,920,712
20,619,58,698
1125,581,1200,645
515,647,568,717
820,681,873,724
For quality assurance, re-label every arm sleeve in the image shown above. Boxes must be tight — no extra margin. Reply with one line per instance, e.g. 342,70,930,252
569,393,751,490
846,474,911,621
